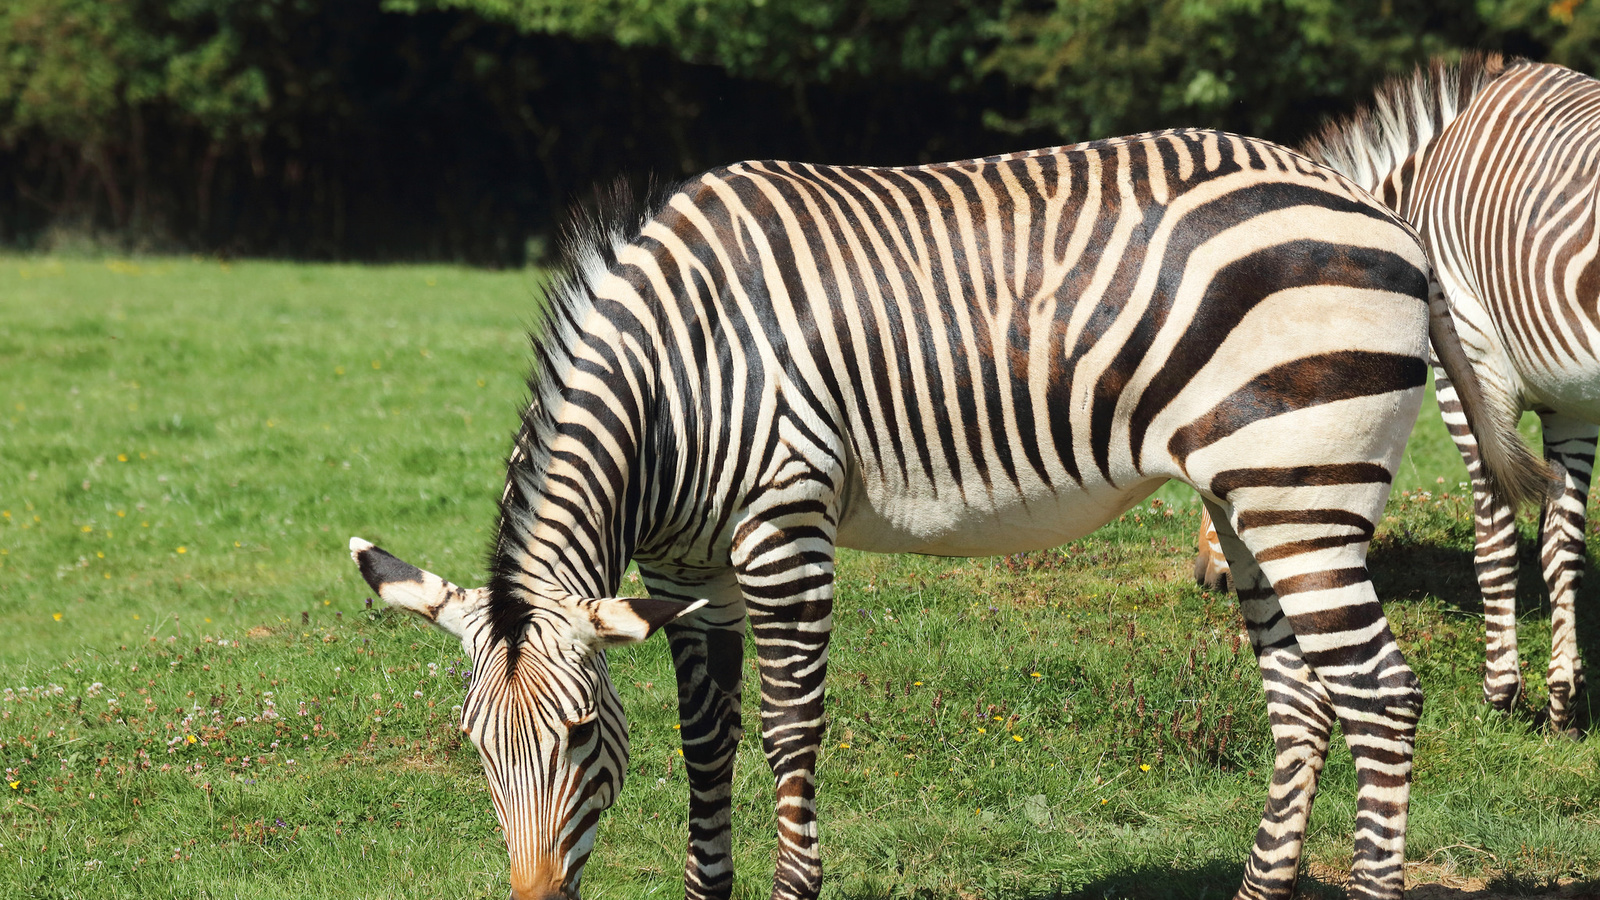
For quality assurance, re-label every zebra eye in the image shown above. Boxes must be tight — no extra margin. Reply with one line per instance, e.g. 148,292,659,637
567,718,597,748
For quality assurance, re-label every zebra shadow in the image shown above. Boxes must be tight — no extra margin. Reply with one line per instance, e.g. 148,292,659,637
1367,531,1598,736
830,858,1246,899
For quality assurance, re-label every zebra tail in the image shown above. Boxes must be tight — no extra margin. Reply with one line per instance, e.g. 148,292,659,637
1427,277,1551,509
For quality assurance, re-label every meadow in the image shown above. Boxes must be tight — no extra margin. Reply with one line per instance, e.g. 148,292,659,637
0,255,1595,899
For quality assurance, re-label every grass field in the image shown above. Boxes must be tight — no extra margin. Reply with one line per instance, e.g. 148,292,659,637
0,255,1596,899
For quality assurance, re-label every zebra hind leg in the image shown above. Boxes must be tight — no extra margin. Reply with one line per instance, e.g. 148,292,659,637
1224,482,1422,900
1535,412,1594,732
1435,364,1526,711
644,566,749,900
1203,501,1334,900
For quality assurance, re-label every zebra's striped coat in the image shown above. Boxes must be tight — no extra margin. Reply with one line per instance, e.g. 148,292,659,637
353,130,1466,900
1197,54,1596,730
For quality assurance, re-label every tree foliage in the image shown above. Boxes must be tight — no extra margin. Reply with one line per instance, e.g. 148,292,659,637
2,0,1597,260
381,0,992,86
426,0,1594,141
981,0,1483,141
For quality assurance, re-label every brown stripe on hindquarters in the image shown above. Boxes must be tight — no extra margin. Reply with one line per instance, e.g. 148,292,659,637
1126,237,1428,470
1239,509,1379,562
1280,579,1387,632
1210,463,1391,499
1254,533,1375,562
1273,566,1371,597
1169,351,1426,467
1237,509,1376,535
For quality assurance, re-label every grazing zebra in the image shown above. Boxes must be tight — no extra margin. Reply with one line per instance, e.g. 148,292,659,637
1197,53,1593,730
349,129,1514,900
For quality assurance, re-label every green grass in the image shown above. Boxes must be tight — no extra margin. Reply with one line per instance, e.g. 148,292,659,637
0,255,1595,899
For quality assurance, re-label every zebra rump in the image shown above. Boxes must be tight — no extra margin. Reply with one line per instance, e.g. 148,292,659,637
1198,53,1596,731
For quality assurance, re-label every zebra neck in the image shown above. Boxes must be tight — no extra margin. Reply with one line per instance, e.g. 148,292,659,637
497,458,642,602
492,320,662,603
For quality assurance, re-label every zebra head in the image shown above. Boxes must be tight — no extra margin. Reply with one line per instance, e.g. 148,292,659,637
348,537,703,899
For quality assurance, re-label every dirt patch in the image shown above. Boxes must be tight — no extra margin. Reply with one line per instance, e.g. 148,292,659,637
244,625,274,639
1304,863,1597,899
394,747,457,774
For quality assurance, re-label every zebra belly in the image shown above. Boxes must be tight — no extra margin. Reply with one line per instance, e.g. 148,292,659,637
833,476,1165,557
1521,363,1600,422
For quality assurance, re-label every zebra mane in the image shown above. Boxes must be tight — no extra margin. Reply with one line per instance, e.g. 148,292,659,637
522,178,662,453
487,178,673,631
1301,52,1521,191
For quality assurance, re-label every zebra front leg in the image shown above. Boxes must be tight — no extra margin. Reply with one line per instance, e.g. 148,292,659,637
1435,363,1525,710
1536,412,1593,731
644,566,748,900
1204,503,1334,900
734,516,835,900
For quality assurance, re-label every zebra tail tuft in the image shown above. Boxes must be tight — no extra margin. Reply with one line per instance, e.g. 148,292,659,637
1427,279,1551,509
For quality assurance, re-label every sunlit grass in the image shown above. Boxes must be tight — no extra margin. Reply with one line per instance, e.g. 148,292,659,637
0,255,1595,898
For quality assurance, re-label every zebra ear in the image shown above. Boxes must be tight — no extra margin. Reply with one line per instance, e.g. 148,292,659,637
585,596,709,648
349,537,486,640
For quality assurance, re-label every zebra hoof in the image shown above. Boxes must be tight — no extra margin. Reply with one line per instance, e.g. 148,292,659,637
1481,679,1522,713
1193,560,1231,593
1539,684,1582,734
1530,704,1579,736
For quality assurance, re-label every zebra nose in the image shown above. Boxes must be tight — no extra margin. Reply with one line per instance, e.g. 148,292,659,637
508,889,569,900
507,875,574,900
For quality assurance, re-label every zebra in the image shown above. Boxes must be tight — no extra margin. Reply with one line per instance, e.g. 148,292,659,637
1196,53,1594,730
348,129,1523,900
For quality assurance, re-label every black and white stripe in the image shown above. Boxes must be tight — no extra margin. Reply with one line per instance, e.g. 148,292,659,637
1210,53,1593,731
352,129,1479,900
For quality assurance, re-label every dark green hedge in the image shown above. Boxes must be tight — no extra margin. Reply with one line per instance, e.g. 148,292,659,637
1,0,1593,263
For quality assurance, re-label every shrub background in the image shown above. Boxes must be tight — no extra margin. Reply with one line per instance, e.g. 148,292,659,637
3,0,1599,263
